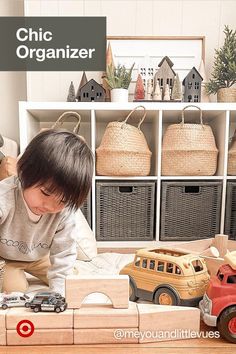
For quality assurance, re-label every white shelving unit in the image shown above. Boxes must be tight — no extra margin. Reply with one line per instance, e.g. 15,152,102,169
18,102,236,250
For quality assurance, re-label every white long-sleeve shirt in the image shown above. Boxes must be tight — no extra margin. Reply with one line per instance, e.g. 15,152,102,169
0,176,77,295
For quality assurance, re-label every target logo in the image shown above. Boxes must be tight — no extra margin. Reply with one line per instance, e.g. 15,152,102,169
16,320,35,337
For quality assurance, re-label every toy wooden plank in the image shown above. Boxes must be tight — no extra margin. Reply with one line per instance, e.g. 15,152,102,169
0,310,7,345
6,308,73,329
74,302,138,329
66,275,129,309
137,304,200,343
74,328,139,344
228,240,236,252
205,258,223,276
7,329,73,345
224,250,236,271
0,310,6,328
0,330,6,346
170,238,213,254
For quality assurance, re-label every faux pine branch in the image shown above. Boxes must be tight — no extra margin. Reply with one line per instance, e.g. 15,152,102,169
206,26,236,94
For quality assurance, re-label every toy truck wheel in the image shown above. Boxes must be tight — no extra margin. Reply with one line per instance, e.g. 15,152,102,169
218,306,236,343
25,302,31,308
33,306,40,313
129,278,138,302
55,307,61,313
154,288,178,306
2,304,8,310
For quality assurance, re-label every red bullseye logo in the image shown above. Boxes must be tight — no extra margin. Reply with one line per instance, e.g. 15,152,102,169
16,320,35,337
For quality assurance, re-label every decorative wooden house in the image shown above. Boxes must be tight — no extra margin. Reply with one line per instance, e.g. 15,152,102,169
154,56,176,97
78,79,106,102
182,67,203,103
76,72,88,101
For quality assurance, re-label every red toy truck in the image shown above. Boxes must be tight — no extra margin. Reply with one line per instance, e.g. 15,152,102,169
200,261,236,343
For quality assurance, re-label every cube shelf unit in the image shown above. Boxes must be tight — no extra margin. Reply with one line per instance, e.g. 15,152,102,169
19,102,236,250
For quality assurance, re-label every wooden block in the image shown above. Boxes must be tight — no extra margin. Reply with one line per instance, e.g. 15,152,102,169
212,234,229,257
74,302,138,329
224,250,236,270
0,310,7,345
74,328,139,344
137,304,200,343
171,238,213,254
6,308,73,329
228,239,236,252
205,258,224,276
0,330,6,346
66,275,129,309
7,328,73,345
0,310,6,328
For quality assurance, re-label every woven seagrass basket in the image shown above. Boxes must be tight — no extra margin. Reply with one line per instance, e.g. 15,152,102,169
228,130,236,175
96,106,152,176
217,88,236,102
162,105,218,176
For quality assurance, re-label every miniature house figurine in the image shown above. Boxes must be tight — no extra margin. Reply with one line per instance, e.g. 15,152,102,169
78,79,106,102
76,72,88,101
182,67,203,103
154,56,176,99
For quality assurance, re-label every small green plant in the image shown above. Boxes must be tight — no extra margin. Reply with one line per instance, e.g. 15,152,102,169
105,63,135,89
205,25,236,94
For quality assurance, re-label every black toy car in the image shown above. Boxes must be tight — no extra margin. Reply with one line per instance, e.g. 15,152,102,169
27,291,67,313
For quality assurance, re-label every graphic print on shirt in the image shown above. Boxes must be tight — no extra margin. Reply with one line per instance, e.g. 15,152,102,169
0,237,49,254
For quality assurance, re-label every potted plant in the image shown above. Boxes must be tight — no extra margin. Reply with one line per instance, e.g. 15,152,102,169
105,63,135,102
205,25,236,102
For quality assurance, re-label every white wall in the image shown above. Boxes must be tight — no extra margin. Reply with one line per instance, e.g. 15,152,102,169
0,0,27,143
24,0,236,102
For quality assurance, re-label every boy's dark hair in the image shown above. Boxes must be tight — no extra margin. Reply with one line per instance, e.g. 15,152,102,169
17,129,94,211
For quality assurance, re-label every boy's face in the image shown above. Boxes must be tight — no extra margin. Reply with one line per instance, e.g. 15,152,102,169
23,184,66,215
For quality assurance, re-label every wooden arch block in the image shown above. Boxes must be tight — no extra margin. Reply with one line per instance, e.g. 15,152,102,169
212,234,229,257
65,275,129,309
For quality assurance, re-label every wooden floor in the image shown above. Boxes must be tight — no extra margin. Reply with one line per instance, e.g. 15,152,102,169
0,324,235,354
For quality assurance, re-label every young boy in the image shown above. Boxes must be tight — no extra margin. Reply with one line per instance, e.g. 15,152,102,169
0,129,94,296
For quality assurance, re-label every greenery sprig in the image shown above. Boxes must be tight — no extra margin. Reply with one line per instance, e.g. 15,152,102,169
205,26,236,94
105,63,135,89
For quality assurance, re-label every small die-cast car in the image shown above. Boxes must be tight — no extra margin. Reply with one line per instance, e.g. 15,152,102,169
28,291,67,313
120,247,210,306
0,292,31,309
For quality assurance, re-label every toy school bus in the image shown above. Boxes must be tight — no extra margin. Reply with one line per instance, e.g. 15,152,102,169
120,248,210,306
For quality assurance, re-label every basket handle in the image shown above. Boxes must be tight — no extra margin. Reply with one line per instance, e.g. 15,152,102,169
122,106,147,130
181,105,203,126
230,129,236,142
51,111,81,134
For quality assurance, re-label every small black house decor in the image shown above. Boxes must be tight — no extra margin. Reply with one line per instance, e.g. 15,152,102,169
154,56,176,98
76,72,88,101
183,67,203,102
78,79,106,102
